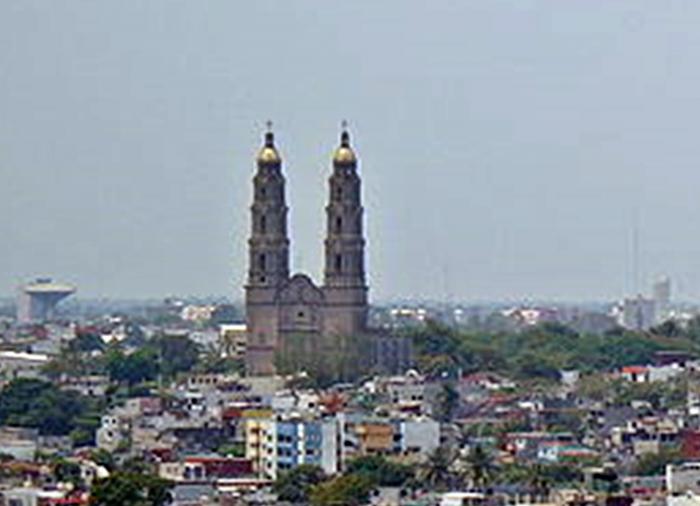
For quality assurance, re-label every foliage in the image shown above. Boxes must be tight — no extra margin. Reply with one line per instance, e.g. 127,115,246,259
105,347,158,386
89,471,172,506
634,447,682,476
102,333,199,385
409,320,700,380
434,382,460,422
69,331,106,353
274,464,326,504
276,334,374,388
496,462,581,489
70,427,95,447
345,455,414,487
218,442,245,458
195,344,243,375
0,378,102,437
650,320,684,338
463,445,495,489
54,459,83,488
147,334,200,380
89,449,116,472
418,446,458,492
579,376,689,410
309,473,374,506
43,348,102,379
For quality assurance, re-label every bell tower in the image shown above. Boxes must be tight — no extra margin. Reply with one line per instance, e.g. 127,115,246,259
322,125,368,337
245,124,290,375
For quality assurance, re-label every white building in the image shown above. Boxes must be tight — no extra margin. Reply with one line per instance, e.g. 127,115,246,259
653,276,672,320
0,351,49,381
614,296,656,331
220,324,247,359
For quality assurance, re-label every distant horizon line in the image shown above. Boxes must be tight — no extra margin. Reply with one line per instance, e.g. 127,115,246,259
0,294,691,308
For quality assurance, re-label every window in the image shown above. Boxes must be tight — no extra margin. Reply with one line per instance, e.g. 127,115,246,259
335,187,342,199
260,215,267,234
335,254,342,272
335,216,342,233
258,253,266,271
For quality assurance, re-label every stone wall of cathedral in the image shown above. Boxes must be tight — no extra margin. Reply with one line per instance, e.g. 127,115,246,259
244,127,369,376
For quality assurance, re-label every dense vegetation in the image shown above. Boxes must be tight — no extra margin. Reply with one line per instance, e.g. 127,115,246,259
44,333,215,386
409,320,700,380
0,378,103,441
89,471,172,506
274,457,414,505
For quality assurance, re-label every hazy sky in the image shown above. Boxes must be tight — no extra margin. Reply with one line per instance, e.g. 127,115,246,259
2,1,700,302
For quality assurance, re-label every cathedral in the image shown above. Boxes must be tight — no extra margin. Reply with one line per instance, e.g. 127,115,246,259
244,125,369,376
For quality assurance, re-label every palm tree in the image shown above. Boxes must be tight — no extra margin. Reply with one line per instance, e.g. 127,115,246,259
463,445,495,491
419,446,457,492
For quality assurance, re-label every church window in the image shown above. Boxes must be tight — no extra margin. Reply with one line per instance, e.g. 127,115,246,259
335,216,342,233
335,254,342,272
335,187,342,200
260,215,267,234
297,311,305,318
258,253,266,271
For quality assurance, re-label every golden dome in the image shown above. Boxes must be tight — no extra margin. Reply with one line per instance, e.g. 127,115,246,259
333,130,356,165
333,146,356,164
257,146,281,164
257,130,281,165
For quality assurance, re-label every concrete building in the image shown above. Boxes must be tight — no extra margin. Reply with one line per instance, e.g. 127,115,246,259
397,418,441,456
0,427,38,461
245,127,368,375
652,275,672,321
16,278,75,324
0,351,50,381
667,462,700,495
220,323,247,360
244,416,277,479
276,418,338,475
614,295,656,331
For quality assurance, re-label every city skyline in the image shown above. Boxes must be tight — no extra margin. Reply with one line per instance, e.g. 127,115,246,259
2,2,700,301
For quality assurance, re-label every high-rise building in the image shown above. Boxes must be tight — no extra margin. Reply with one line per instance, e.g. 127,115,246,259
613,295,656,331
652,276,671,319
244,125,368,376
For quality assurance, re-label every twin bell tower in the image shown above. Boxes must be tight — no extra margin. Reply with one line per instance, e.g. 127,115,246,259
244,123,369,376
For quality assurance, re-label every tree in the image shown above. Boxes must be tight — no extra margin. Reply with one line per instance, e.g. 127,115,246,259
105,348,158,386
69,331,106,353
274,465,326,503
435,382,460,422
148,334,200,380
345,455,414,487
650,320,684,338
463,445,495,490
0,378,101,437
309,474,374,506
89,471,172,506
418,446,456,492
634,447,682,476
89,449,116,472
54,459,84,489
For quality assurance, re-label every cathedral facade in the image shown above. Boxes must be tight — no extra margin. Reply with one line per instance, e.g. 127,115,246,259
244,126,368,376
